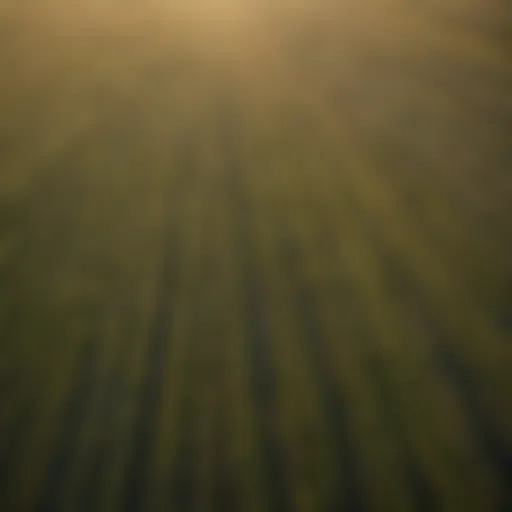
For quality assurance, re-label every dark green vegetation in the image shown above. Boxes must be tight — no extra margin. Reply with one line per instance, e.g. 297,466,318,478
0,1,511,510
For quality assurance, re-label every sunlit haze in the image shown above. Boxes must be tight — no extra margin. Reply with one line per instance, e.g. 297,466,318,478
0,1,511,511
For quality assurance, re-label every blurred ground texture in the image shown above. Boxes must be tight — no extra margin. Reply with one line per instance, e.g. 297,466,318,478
0,1,511,511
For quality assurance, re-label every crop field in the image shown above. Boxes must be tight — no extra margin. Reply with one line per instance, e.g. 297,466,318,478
0,1,511,511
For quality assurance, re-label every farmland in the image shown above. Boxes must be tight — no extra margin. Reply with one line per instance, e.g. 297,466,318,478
0,1,511,511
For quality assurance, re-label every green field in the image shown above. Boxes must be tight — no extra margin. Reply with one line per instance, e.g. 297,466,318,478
0,1,511,511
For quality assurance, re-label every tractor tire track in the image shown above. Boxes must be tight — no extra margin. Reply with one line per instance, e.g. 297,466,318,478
378,242,512,509
121,138,194,512
167,372,197,511
212,352,238,512
280,211,435,511
275,222,367,512
218,92,291,512
415,299,512,510
77,298,138,511
37,320,100,512
120,225,177,512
